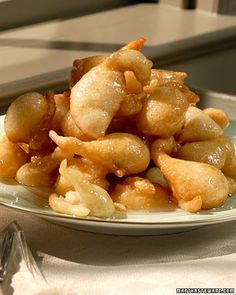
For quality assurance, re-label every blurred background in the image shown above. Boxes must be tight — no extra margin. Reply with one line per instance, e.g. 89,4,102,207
0,0,235,103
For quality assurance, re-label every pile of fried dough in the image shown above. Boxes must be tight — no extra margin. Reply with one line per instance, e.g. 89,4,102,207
1,38,236,218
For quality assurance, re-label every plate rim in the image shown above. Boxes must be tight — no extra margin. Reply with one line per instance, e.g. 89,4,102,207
2,199,236,227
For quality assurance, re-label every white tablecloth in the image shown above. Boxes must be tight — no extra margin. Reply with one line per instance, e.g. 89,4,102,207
1,206,236,295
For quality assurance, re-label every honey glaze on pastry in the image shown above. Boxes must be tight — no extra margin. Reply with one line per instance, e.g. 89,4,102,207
1,38,236,218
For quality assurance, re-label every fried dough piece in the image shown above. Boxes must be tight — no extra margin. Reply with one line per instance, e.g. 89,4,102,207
49,193,90,217
124,71,143,94
106,48,152,85
70,41,152,139
203,108,229,129
0,136,28,178
5,91,55,151
111,177,170,209
70,68,126,138
55,157,109,196
176,83,200,105
178,106,223,143
121,38,147,51
227,177,236,196
137,86,189,137
151,69,187,85
51,92,70,132
5,92,48,143
16,147,73,187
50,160,115,218
176,136,235,170
69,38,147,87
151,137,177,162
117,92,146,117
157,153,229,212
61,111,93,141
16,155,56,187
50,131,150,177
148,69,199,104
70,55,107,87
222,158,236,177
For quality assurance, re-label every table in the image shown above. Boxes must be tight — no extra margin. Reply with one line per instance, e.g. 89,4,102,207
1,205,236,294
1,3,236,85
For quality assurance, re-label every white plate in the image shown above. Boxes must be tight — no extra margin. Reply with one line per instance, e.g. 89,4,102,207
0,115,236,235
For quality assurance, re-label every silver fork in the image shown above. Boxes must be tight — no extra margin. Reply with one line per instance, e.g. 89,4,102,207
0,221,45,284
